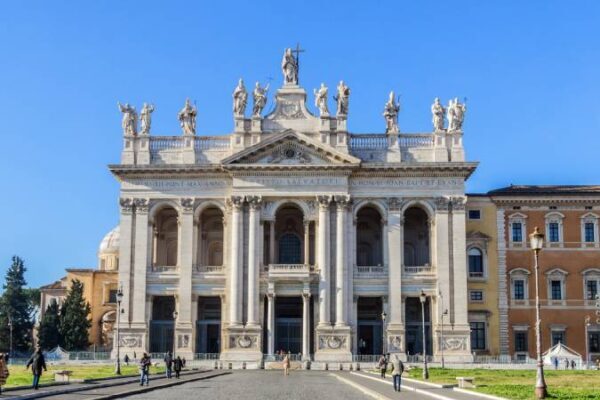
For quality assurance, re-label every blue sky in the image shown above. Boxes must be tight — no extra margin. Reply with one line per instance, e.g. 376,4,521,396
0,1,599,288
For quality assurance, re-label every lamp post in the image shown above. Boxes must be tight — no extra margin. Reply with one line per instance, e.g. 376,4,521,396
381,311,387,355
7,315,13,361
420,290,429,380
530,227,547,399
172,310,179,358
115,287,124,375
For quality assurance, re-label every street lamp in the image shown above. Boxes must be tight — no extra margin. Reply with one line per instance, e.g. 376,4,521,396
529,227,547,399
439,290,448,369
420,290,429,380
172,310,179,358
115,287,124,375
381,311,387,355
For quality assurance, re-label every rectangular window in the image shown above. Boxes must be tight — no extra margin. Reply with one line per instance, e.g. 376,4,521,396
549,222,560,242
513,280,525,300
515,331,528,352
551,280,562,300
590,332,600,353
552,331,565,346
585,222,595,242
470,322,486,350
108,289,118,304
470,291,484,302
512,223,523,242
468,210,481,220
587,280,598,300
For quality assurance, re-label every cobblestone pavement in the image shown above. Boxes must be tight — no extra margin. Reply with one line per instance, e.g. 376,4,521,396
124,370,371,400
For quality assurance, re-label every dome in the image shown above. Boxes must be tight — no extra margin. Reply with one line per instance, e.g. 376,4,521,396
98,226,120,255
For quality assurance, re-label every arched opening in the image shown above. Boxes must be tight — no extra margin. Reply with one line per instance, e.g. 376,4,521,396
197,207,225,268
356,206,384,267
468,247,484,278
267,205,312,265
403,207,430,266
150,296,176,353
152,207,179,268
279,233,301,264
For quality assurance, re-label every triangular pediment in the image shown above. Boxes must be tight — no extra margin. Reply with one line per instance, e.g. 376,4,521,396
467,231,492,241
221,130,361,166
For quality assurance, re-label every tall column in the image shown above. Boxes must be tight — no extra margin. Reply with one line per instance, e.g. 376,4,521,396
303,220,310,265
317,195,332,326
269,221,276,264
302,288,311,359
450,197,469,327
335,195,350,326
117,198,134,325
387,199,403,325
132,198,149,327
178,198,194,329
267,290,275,355
228,196,244,326
434,197,452,325
247,196,262,327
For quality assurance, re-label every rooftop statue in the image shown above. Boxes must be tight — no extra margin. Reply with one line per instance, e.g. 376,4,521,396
383,91,400,133
313,83,329,116
178,98,197,135
118,102,137,136
334,81,350,116
232,78,248,117
139,103,155,135
281,48,298,85
431,97,445,132
447,98,466,132
252,82,269,117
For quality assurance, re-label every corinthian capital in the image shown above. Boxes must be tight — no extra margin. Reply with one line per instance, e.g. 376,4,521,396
316,195,332,210
133,198,149,213
228,195,244,210
246,195,263,210
450,196,466,211
434,196,450,211
119,198,133,213
334,195,352,210
180,198,194,212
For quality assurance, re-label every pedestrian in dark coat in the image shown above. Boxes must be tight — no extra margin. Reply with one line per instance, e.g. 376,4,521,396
26,348,47,390
378,354,387,379
174,356,183,378
139,353,151,386
124,354,130,366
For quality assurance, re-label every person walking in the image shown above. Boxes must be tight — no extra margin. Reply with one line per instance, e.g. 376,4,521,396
570,359,576,370
0,353,9,395
391,355,405,392
163,351,173,379
378,354,387,379
25,347,47,390
553,357,559,370
139,353,151,386
282,353,290,376
124,354,130,366
174,356,183,379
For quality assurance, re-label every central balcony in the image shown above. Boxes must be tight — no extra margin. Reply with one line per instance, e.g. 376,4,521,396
267,263,315,280
403,264,435,276
354,265,387,279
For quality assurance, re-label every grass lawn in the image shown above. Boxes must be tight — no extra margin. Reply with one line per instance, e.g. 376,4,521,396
5,364,165,388
406,367,600,400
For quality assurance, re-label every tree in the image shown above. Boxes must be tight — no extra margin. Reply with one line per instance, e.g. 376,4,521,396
0,256,35,354
59,279,91,350
38,299,61,350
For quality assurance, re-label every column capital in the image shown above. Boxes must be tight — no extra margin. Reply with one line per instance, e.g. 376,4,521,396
334,195,352,210
434,196,450,212
387,197,403,212
246,195,263,210
119,198,134,214
180,198,194,213
227,195,245,210
133,198,149,213
450,196,466,211
316,195,332,209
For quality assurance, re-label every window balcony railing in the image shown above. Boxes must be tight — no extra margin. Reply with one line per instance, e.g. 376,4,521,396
354,265,387,278
151,265,179,273
267,264,314,279
195,265,225,273
469,271,485,279
403,264,434,274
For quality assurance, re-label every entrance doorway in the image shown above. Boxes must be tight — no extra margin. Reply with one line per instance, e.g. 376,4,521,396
275,297,302,354
357,297,383,355
196,296,221,354
405,297,432,356
150,296,175,353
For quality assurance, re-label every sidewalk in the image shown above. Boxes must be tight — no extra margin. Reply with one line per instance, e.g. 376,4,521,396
1,369,226,400
331,371,506,400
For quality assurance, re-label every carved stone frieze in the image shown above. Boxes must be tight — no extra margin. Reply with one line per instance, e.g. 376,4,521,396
440,336,468,351
318,335,348,350
177,334,191,349
388,335,403,351
268,142,313,164
230,334,259,349
119,334,142,348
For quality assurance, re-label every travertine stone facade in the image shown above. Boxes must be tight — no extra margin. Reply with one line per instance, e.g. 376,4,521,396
110,52,477,364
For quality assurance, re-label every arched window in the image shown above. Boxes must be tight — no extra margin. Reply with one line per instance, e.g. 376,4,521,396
153,206,179,268
468,248,484,278
403,207,430,266
207,241,223,266
357,242,373,266
355,206,383,267
279,233,301,264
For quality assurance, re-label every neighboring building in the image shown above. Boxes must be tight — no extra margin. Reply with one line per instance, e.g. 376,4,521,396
465,195,500,356
39,227,120,349
109,49,477,364
490,185,600,363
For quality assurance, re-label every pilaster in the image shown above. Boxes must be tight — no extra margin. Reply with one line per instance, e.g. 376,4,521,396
386,198,405,353
246,195,262,327
131,198,149,329
316,195,332,327
176,198,194,359
334,195,350,327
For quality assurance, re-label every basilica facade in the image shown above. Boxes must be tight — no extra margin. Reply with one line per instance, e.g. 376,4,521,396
111,49,476,365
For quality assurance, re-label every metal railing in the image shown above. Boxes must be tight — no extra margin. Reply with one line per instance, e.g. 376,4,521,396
67,351,111,361
263,354,304,362
193,353,220,360
268,264,312,273
352,354,381,363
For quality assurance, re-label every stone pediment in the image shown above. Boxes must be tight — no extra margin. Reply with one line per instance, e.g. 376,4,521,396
221,130,360,166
